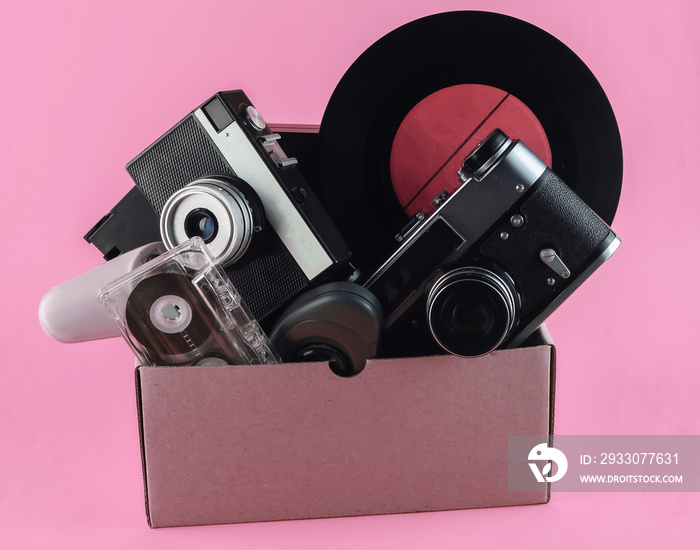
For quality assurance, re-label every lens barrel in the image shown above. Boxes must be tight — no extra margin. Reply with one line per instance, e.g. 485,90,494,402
160,177,261,267
426,266,517,357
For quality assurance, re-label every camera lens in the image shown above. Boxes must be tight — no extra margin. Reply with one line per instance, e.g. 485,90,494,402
426,266,517,357
184,208,219,243
160,177,263,267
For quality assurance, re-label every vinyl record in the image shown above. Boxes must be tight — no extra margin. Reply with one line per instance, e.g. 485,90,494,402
126,272,216,364
318,11,623,273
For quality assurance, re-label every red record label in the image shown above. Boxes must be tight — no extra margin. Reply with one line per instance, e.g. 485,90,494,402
390,84,552,217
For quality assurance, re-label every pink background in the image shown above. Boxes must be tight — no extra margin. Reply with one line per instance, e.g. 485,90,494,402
2,0,698,547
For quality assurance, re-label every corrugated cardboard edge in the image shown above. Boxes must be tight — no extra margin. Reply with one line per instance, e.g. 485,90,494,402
134,363,153,527
531,325,556,503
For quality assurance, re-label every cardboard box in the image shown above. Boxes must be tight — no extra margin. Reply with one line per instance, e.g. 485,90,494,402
135,327,555,528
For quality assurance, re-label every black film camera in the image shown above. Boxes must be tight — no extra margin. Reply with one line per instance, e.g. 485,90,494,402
122,90,353,326
364,129,621,358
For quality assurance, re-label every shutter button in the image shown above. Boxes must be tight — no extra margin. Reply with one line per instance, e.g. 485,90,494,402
245,106,267,132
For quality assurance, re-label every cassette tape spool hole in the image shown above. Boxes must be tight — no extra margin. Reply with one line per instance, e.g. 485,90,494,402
149,294,193,334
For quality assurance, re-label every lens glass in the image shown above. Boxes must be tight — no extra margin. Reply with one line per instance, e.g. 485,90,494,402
428,270,515,356
184,208,218,243
449,295,494,337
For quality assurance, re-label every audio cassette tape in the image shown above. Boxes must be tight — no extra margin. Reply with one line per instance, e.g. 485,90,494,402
98,237,280,367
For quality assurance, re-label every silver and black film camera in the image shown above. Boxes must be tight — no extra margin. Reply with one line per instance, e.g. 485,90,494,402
125,90,353,326
364,129,621,358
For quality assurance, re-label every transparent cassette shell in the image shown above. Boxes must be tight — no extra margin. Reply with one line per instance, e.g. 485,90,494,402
98,237,280,366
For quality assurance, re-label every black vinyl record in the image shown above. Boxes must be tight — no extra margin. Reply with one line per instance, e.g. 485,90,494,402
318,11,623,273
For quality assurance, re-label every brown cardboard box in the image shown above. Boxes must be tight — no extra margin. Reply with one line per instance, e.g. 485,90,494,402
135,327,555,528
